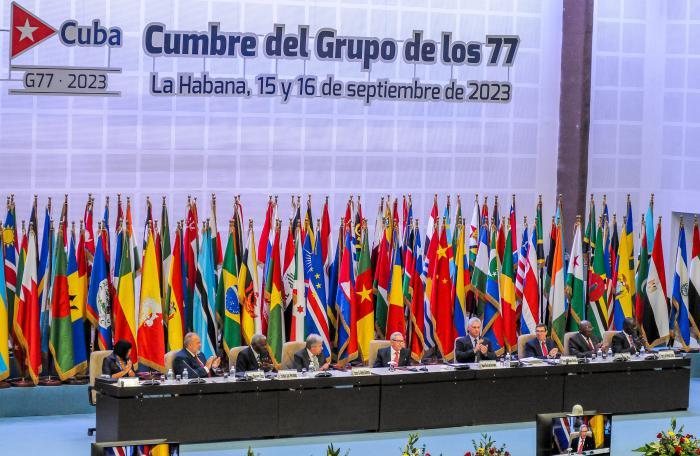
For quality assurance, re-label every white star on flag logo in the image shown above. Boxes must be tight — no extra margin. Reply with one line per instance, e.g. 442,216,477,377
16,18,38,42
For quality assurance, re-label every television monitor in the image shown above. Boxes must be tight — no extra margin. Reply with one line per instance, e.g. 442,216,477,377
536,413,612,456
91,441,179,456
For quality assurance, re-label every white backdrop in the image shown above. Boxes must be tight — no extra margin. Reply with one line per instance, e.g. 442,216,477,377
588,0,700,271
0,0,562,234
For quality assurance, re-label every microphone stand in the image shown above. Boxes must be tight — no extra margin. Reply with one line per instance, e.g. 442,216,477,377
188,361,207,384
140,367,161,386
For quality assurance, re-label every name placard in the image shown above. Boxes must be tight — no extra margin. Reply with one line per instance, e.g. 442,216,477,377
118,377,140,387
658,350,676,360
560,356,579,365
246,370,266,380
352,367,372,376
478,360,497,369
276,370,300,380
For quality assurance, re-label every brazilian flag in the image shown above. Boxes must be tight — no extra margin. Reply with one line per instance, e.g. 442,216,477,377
217,223,241,353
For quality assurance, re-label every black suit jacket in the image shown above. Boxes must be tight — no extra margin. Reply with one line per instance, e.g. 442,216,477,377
101,353,134,376
611,331,643,354
235,346,274,372
373,346,410,368
568,333,601,358
524,338,557,359
172,349,209,378
570,435,595,453
455,336,497,363
292,348,327,371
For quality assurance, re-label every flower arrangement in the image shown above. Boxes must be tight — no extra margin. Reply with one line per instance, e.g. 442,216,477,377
248,432,511,455
634,419,700,455
401,433,427,456
463,433,511,456
326,443,351,456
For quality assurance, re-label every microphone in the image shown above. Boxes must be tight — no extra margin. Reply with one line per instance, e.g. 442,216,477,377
188,365,207,384
475,338,485,361
259,349,274,373
140,366,161,386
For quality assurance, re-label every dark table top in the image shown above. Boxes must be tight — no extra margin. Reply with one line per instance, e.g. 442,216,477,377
94,356,690,398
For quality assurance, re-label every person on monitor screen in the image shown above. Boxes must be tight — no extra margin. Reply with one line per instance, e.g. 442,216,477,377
293,334,330,372
102,339,136,378
568,320,605,358
235,333,275,372
524,324,559,359
172,332,221,378
570,424,595,453
611,317,645,354
454,317,496,363
373,332,410,368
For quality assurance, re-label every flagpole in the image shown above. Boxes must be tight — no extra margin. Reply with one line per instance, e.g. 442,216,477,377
39,218,61,387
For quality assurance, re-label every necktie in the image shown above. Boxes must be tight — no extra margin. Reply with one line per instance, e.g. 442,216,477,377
586,337,594,350
312,354,319,370
541,341,548,357
578,437,584,453
194,354,208,376
392,350,399,365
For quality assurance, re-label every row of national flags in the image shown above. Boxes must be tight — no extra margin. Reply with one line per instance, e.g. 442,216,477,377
1,192,698,382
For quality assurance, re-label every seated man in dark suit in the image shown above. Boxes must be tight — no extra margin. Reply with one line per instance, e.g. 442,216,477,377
612,317,645,354
373,332,410,367
570,424,595,454
172,332,221,378
293,334,330,371
568,320,606,358
455,317,497,363
235,333,275,372
524,324,559,359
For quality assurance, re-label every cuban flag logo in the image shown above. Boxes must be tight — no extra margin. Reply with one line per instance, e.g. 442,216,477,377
10,2,56,59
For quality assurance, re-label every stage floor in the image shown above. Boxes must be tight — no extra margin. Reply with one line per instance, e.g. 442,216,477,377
3,379,699,455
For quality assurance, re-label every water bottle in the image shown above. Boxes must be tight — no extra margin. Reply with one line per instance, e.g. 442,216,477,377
229,366,236,381
596,347,603,360
504,352,512,368
607,347,613,359
640,345,646,357
166,368,174,381
182,368,189,380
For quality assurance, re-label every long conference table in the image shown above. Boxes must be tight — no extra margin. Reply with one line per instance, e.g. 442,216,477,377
94,357,691,444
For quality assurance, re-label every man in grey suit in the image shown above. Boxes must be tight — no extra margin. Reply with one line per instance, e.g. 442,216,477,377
293,334,330,371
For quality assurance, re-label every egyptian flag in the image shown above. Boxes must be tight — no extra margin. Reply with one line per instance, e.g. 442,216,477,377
642,220,670,347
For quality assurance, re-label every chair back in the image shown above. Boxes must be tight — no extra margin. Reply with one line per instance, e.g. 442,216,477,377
453,337,461,362
517,334,537,359
228,346,247,369
89,350,112,405
281,341,306,369
164,350,178,374
368,339,391,367
602,330,617,349
562,332,578,356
